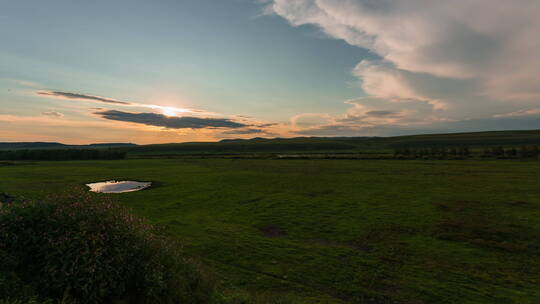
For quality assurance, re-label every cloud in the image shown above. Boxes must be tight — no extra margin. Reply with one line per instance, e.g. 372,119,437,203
266,0,540,135
295,114,540,137
34,89,275,136
0,114,219,144
290,113,333,128
342,97,437,124
294,124,370,136
41,111,64,118
352,60,448,110
292,97,448,136
494,109,540,118
37,91,132,105
256,123,279,128
221,128,265,135
268,0,540,81
364,110,399,117
0,78,43,89
94,110,248,129
36,90,216,117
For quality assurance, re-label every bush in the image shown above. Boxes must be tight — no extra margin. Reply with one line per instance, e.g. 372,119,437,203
0,299,51,304
0,193,214,304
0,250,37,301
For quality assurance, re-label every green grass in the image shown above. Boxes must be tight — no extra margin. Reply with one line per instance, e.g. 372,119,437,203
1,159,539,303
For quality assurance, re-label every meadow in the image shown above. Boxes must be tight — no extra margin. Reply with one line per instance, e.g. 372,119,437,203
1,158,539,303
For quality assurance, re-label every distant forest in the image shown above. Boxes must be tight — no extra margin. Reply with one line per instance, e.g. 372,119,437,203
0,149,126,160
2,130,540,160
393,145,540,159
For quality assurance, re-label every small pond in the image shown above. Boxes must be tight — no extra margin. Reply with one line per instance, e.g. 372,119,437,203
86,181,152,193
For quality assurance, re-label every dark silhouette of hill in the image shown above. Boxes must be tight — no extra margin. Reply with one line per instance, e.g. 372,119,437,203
0,142,136,150
4,130,540,155
128,130,540,154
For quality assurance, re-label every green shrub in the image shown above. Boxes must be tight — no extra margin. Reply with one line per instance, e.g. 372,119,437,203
0,299,40,304
0,250,34,301
0,298,55,304
0,193,214,304
0,250,54,304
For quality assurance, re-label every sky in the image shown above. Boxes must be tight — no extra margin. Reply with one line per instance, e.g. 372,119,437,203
1,0,540,144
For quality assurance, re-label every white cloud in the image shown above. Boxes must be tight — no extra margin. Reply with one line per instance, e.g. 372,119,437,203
352,60,447,110
268,0,540,80
266,0,540,135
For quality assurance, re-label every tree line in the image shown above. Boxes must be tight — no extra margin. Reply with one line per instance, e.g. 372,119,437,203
0,149,126,160
394,145,540,159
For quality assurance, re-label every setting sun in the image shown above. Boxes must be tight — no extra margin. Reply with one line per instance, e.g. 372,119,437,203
145,105,192,118
161,108,177,117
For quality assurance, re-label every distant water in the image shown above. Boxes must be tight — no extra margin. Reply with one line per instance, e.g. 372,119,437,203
86,181,151,193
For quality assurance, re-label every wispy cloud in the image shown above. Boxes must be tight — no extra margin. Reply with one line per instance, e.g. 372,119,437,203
294,115,540,137
365,110,400,117
494,109,540,118
95,110,248,129
0,78,43,88
41,111,64,118
36,90,212,117
0,114,217,144
37,91,132,105
221,128,265,135
33,89,282,137
256,123,279,128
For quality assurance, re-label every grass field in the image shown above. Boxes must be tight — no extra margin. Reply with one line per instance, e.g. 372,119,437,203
1,159,539,303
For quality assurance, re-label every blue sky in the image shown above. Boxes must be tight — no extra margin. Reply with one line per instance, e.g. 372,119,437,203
1,0,540,144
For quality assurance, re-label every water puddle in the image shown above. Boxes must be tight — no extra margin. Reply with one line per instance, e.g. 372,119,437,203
86,180,152,193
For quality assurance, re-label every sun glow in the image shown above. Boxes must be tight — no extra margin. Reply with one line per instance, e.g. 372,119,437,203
145,105,191,117
161,108,178,117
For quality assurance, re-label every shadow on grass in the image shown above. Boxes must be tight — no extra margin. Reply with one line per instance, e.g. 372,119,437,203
434,200,540,253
